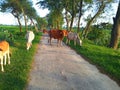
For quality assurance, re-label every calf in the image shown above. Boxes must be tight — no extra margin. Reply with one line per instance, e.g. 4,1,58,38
66,31,82,46
25,31,35,50
48,29,65,46
0,41,10,72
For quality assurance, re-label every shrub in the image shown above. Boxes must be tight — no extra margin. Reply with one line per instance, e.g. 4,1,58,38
87,27,110,46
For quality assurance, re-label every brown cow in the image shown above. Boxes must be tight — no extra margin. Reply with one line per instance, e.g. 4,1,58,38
62,30,69,37
43,29,48,34
48,29,67,46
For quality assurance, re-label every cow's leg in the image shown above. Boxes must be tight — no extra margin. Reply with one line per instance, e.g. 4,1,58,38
48,38,50,43
30,41,32,48
1,56,4,72
66,39,68,44
60,40,62,46
7,51,10,64
57,39,59,46
27,43,30,50
4,54,6,65
50,38,52,45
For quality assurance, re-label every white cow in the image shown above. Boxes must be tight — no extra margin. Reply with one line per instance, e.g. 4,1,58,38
25,31,35,50
66,31,82,46
0,41,10,72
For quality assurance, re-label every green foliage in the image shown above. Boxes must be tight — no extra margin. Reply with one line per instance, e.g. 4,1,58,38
0,25,18,45
0,25,41,90
63,38,120,84
36,16,48,30
87,26,111,46
47,9,64,29
37,0,64,29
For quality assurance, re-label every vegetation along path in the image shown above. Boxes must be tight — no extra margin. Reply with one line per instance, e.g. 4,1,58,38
26,34,120,90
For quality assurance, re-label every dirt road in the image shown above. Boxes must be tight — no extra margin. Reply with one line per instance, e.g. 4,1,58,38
26,34,120,90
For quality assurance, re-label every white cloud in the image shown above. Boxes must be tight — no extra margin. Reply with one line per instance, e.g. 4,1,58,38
0,12,17,25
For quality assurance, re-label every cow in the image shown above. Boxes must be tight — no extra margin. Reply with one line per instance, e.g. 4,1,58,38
62,30,69,37
43,29,48,34
0,41,10,72
25,31,35,50
66,31,82,46
48,29,67,46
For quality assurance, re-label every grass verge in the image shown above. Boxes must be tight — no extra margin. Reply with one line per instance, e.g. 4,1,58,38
0,25,42,90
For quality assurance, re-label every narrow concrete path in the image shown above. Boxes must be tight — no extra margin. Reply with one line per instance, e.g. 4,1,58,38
26,34,120,90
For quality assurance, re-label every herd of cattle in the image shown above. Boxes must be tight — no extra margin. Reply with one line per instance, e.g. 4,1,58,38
0,29,82,72
43,29,82,46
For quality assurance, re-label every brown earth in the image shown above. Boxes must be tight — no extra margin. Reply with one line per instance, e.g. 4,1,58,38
26,34,120,90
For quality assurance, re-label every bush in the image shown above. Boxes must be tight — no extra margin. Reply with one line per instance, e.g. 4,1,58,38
87,27,110,46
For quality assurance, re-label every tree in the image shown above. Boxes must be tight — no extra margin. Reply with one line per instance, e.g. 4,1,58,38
25,6,39,32
47,10,63,29
0,0,23,32
1,0,35,32
62,0,71,30
36,16,47,30
77,0,83,33
63,0,79,31
37,0,64,29
82,0,112,39
0,0,37,32
37,0,83,31
18,0,33,31
62,0,91,32
109,1,120,49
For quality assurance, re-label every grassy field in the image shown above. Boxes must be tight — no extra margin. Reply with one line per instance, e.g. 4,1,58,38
64,38,120,85
0,25,42,90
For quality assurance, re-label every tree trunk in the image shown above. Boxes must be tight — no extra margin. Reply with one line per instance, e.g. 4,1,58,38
11,11,22,32
109,1,120,49
30,18,39,32
65,10,69,30
69,0,76,31
21,8,28,32
69,14,74,31
16,16,22,32
82,1,105,38
77,0,83,33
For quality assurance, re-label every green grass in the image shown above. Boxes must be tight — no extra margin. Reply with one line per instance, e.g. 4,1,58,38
64,38,120,85
0,25,42,90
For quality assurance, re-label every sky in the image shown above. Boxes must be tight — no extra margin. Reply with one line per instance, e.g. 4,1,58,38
0,0,118,26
